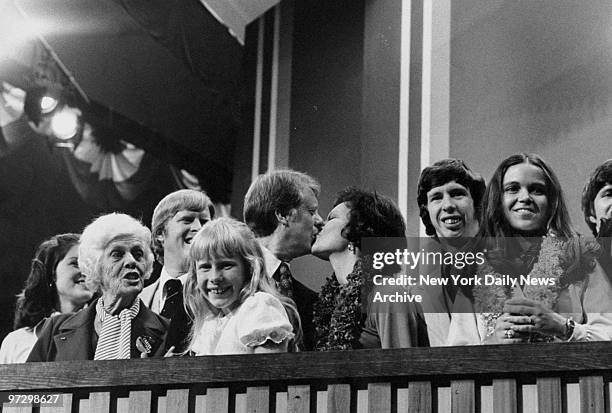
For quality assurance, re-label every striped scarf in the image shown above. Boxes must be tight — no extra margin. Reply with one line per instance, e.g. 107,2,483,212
94,298,140,360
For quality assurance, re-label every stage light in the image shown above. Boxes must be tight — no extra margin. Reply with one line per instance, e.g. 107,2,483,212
24,87,62,125
50,107,81,140
40,96,59,114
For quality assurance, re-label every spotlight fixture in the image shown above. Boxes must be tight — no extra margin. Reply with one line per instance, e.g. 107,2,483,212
40,95,59,114
23,86,84,145
23,87,62,125
50,107,81,140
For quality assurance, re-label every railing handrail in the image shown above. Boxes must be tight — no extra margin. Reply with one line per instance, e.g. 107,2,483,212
2,342,611,391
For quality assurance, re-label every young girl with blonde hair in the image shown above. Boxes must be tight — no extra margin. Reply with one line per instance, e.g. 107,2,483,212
183,218,301,355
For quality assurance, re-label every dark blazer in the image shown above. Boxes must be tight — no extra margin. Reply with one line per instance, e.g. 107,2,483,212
295,278,318,351
272,266,318,351
27,299,169,362
139,278,191,353
163,302,192,353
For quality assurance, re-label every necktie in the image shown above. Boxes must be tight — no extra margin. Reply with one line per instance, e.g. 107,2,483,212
94,298,140,360
274,262,294,299
161,279,183,320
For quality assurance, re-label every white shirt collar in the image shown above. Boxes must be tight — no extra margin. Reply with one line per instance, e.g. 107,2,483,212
156,267,189,310
259,243,286,278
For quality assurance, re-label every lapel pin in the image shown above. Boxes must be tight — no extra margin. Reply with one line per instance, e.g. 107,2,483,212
136,336,153,358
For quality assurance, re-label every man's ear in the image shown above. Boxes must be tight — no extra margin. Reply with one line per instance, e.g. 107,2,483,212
275,209,291,227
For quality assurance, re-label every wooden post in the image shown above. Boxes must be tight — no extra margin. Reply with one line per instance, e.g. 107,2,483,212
451,380,475,413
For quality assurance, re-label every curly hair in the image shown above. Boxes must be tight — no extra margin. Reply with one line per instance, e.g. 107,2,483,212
151,190,215,264
480,153,574,243
244,169,320,237
332,187,406,249
184,217,302,349
13,233,80,330
417,159,486,237
79,213,154,293
581,159,612,236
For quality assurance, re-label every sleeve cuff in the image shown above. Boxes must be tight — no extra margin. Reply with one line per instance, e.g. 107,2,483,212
241,329,295,347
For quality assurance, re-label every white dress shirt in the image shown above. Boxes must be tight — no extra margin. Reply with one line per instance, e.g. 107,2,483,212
151,267,190,313
259,244,286,279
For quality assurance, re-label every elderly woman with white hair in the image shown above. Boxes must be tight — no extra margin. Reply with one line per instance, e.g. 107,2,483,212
27,213,169,361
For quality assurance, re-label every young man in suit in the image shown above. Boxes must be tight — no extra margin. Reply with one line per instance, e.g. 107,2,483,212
416,159,485,346
140,189,214,352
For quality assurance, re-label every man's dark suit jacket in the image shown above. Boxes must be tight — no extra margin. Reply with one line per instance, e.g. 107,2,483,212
140,277,191,353
272,266,318,351
27,299,168,362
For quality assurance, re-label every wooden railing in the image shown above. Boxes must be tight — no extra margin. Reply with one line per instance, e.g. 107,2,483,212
1,342,611,412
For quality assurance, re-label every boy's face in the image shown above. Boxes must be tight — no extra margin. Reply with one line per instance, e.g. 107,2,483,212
589,183,612,234
426,180,479,239
162,209,211,268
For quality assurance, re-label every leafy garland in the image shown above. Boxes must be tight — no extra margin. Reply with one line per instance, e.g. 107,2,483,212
313,259,368,351
473,234,599,340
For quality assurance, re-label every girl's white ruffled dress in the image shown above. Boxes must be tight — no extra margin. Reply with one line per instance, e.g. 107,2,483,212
191,292,294,355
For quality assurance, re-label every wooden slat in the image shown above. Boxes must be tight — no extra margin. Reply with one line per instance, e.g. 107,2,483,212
194,394,206,413
397,388,409,412
521,384,536,413
167,389,189,413
287,385,310,413
537,377,562,413
78,398,88,412
275,392,287,412
157,396,167,413
246,386,269,413
438,387,451,412
480,385,492,412
89,392,110,413
368,382,391,412
327,384,350,413
451,380,475,413
2,405,33,413
205,388,229,413
492,379,517,413
579,376,604,413
315,390,326,413
6,343,612,390
236,393,246,413
39,393,72,413
116,397,128,413
408,381,431,413
128,390,151,413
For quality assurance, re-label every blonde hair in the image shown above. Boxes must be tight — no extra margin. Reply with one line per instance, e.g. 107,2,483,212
151,189,215,264
183,217,302,349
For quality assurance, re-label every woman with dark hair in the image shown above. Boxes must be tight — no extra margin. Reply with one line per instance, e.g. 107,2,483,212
0,234,93,363
311,187,428,350
480,153,574,243
475,153,612,343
